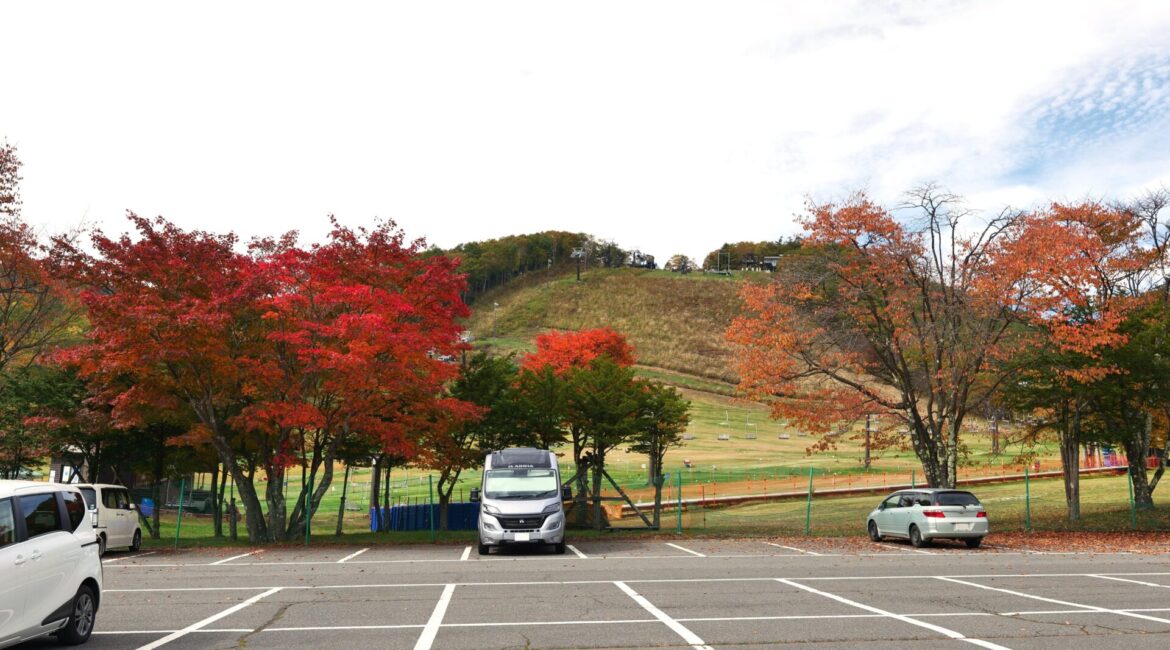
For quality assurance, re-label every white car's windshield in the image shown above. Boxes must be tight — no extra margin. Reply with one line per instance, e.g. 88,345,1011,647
484,469,559,500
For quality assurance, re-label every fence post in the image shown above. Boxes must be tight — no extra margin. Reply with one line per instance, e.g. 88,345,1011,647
174,477,185,549
1127,466,1137,530
804,467,813,535
676,471,683,534
911,468,915,488
1024,466,1032,533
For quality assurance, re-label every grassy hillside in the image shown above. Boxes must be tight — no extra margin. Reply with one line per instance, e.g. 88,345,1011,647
466,267,761,383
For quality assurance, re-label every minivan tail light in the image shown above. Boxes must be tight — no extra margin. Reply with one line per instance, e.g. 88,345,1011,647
922,510,946,518
976,511,987,518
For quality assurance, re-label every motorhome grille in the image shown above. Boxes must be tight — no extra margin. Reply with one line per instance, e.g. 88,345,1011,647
498,514,546,531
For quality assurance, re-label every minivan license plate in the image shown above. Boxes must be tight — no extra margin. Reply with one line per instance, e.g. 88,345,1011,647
514,533,531,541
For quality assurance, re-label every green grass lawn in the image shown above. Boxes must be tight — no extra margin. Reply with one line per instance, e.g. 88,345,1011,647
142,471,1165,550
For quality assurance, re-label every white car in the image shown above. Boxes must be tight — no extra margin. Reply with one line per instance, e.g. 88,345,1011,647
867,488,989,548
0,480,103,648
75,484,142,556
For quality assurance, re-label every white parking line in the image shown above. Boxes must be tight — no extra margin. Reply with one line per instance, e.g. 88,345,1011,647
764,542,822,556
567,544,587,559
876,543,933,555
459,546,471,561
615,581,713,650
209,551,259,565
936,576,1170,626
134,587,282,650
337,548,369,563
777,579,1010,650
1089,574,1170,589
666,542,706,557
413,583,456,650
103,551,157,564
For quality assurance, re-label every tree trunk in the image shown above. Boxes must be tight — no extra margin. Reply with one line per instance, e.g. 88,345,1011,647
209,463,222,538
381,464,392,532
336,464,351,536
369,459,382,532
591,452,605,531
265,465,288,542
1060,403,1081,522
1124,426,1155,510
651,474,664,529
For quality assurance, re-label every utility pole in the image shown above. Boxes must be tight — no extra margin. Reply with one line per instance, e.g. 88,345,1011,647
864,414,872,469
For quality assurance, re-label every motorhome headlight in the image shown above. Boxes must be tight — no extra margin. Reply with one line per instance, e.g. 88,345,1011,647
541,503,562,514
482,504,501,515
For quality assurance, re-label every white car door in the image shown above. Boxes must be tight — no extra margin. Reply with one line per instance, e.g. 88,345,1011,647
119,489,138,545
875,494,901,536
17,492,76,637
0,498,27,644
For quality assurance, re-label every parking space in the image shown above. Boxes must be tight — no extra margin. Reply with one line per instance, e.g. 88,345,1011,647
66,540,1170,649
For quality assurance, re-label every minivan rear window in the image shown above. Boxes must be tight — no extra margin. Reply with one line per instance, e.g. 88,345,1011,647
936,491,981,506
62,491,86,531
79,487,97,509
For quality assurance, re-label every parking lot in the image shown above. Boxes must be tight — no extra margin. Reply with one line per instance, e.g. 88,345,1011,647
20,538,1170,649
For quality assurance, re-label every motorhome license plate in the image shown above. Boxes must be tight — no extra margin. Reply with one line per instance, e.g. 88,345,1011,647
514,533,531,541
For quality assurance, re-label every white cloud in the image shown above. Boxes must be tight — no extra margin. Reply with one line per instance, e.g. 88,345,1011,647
2,0,1170,262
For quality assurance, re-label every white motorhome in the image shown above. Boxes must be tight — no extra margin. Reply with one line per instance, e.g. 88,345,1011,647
470,448,569,555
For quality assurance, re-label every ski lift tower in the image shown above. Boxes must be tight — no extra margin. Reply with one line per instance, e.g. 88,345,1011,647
571,246,587,281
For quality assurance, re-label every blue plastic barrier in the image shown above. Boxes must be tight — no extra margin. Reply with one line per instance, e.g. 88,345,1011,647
369,503,480,532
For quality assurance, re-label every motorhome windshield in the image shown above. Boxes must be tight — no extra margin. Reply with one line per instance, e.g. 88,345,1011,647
484,469,559,499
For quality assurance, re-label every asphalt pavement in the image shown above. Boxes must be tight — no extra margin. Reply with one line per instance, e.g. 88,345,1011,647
18,536,1170,650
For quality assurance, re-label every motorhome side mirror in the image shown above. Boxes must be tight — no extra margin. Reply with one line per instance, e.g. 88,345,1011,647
561,485,572,500
469,488,480,502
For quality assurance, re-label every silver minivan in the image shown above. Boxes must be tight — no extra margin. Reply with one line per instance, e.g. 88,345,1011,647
470,448,570,555
867,488,989,548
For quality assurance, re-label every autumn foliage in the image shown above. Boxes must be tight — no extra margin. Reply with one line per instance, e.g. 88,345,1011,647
63,214,471,542
729,188,1144,489
521,327,635,374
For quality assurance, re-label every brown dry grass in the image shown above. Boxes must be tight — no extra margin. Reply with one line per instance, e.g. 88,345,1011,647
466,267,754,382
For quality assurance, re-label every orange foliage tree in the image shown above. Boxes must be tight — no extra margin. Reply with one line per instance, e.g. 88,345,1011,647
729,187,1134,488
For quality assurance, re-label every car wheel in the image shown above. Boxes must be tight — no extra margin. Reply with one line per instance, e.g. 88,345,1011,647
909,525,929,548
130,529,142,552
56,584,97,645
98,533,107,557
867,520,882,542
965,536,983,549
553,542,566,555
477,542,489,555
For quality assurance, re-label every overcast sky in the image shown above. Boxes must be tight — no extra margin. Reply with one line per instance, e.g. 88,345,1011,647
4,1,1170,263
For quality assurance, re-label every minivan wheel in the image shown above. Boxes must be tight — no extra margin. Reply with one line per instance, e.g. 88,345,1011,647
965,536,983,549
98,533,107,557
553,542,566,555
909,525,929,548
56,584,96,645
130,529,142,552
867,520,882,542
477,542,489,555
